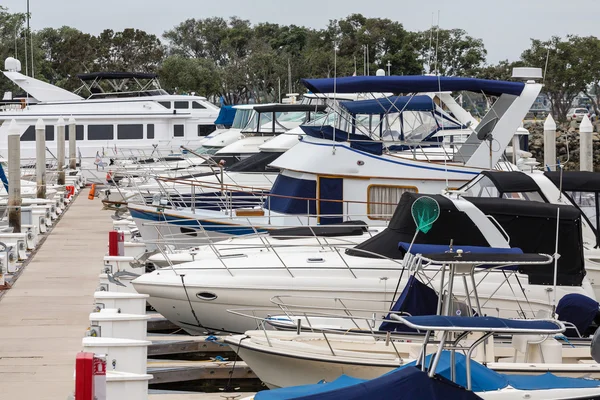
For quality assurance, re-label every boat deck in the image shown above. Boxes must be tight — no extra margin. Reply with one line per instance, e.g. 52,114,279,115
0,193,112,400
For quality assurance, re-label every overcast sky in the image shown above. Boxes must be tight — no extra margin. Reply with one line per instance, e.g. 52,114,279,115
4,0,599,64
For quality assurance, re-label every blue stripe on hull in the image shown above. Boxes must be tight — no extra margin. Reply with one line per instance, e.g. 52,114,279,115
129,207,267,236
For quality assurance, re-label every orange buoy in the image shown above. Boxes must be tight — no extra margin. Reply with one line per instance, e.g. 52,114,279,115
88,184,96,200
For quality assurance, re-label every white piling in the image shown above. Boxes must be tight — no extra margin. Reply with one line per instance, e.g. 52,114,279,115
580,115,594,172
68,116,76,170
56,117,65,185
544,114,557,171
35,118,46,199
7,121,21,233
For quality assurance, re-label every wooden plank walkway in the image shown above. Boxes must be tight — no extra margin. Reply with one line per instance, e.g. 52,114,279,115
0,193,113,400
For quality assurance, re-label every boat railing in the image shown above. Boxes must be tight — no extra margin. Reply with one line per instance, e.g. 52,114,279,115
226,305,424,360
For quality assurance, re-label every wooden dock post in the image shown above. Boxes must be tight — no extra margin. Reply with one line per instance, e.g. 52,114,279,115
7,121,21,233
57,117,66,185
580,115,594,172
35,118,46,199
68,116,77,170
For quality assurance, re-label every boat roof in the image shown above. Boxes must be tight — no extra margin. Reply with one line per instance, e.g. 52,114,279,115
396,315,564,334
302,75,526,97
544,171,600,192
340,95,435,114
252,104,327,113
77,72,158,81
478,171,542,193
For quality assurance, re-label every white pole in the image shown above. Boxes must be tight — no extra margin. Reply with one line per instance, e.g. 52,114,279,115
35,118,46,199
7,121,21,233
68,116,77,170
543,114,557,171
580,115,593,172
56,117,65,185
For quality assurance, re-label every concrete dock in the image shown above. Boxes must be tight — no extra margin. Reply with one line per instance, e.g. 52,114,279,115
0,193,112,400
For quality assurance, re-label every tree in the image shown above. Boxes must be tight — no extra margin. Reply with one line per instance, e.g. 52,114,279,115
158,56,220,97
97,28,164,72
520,36,589,121
418,28,487,76
0,6,26,93
476,60,524,81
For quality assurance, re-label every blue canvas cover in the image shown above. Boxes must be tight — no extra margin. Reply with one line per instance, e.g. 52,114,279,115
556,293,599,336
257,365,482,400
302,76,525,97
317,177,343,225
340,95,435,115
301,125,383,155
255,375,364,400
400,315,563,332
379,275,439,332
410,351,508,392
506,372,600,390
265,174,316,215
398,242,523,256
0,162,9,192
214,105,237,127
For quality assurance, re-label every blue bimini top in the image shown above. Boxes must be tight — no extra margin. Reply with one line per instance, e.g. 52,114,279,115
301,76,526,97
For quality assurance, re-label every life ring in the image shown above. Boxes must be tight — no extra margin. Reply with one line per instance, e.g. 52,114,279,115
88,184,96,200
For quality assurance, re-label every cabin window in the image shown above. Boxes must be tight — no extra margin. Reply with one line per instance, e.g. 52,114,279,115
20,125,55,141
174,124,184,137
117,124,144,140
192,101,206,109
88,125,114,140
45,126,55,141
197,125,216,137
158,101,171,109
368,185,417,220
20,126,35,141
174,101,189,109
65,125,84,141
147,124,155,139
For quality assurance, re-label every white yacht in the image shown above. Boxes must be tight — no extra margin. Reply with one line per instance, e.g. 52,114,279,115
0,57,220,180
128,72,541,243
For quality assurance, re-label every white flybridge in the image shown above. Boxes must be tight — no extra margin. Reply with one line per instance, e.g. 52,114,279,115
0,57,220,181
128,70,543,243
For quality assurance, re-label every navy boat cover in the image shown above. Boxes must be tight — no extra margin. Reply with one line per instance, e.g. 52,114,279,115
398,315,564,333
556,293,599,336
339,95,435,115
301,76,525,97
379,275,439,332
255,365,482,400
300,125,383,155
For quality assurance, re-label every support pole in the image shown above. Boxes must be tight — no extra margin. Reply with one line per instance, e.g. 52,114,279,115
57,116,65,185
580,115,594,172
544,114,557,171
35,118,46,199
7,121,21,233
68,116,77,170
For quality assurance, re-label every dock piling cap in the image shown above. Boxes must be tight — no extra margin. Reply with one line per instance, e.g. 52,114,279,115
580,115,593,133
56,116,65,126
544,114,556,131
35,118,45,130
68,116,76,124
7,119,19,134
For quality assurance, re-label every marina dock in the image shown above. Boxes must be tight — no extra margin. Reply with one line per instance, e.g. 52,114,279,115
0,192,112,400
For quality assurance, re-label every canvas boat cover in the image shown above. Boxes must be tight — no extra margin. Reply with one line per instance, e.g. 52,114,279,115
214,105,237,127
544,171,600,192
556,293,600,336
301,76,525,97
348,193,585,286
339,95,435,115
255,364,482,400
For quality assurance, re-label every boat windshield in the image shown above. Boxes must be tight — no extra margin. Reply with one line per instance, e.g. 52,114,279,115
243,111,319,134
231,109,253,130
460,174,546,202
564,191,598,231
